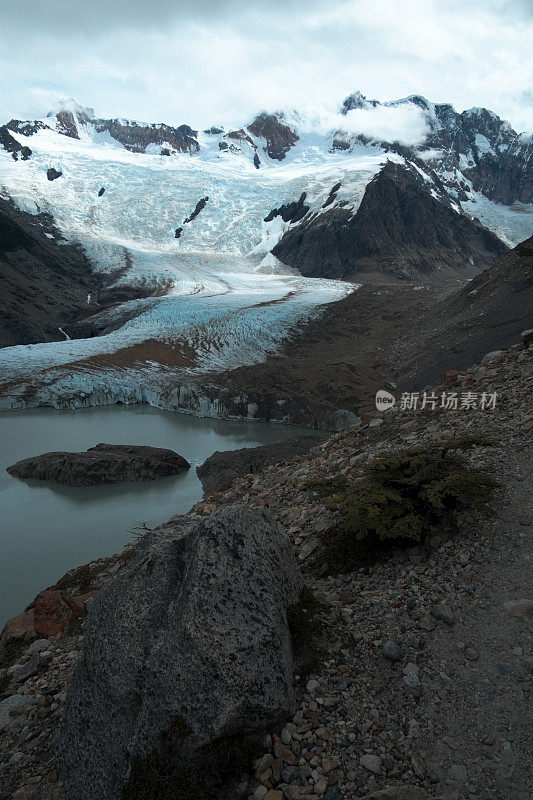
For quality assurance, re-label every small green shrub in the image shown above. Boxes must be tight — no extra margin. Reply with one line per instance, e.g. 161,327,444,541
313,443,498,573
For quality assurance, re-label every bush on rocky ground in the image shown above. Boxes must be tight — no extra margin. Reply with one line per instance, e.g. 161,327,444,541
311,437,498,572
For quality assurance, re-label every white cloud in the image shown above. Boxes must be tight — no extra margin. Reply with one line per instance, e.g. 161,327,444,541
290,105,430,146
0,1,531,133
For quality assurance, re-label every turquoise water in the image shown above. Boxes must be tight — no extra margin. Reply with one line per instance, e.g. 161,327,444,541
0,405,304,626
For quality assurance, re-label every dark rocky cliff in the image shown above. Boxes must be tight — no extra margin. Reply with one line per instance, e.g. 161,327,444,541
340,93,532,205
92,119,199,154
0,198,96,347
272,161,507,280
247,112,299,161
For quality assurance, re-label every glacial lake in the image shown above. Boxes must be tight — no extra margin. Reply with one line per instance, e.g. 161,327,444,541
0,405,307,627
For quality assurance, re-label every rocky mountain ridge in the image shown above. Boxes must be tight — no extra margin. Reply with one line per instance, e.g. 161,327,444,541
2,91,531,210
341,91,532,206
271,161,507,280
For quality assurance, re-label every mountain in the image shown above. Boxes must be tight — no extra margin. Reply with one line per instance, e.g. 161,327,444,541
0,197,97,347
0,91,531,420
393,235,533,387
4,106,200,156
271,161,507,280
2,90,531,210
340,93,532,206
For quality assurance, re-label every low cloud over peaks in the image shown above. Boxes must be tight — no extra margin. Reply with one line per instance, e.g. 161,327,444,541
290,104,431,146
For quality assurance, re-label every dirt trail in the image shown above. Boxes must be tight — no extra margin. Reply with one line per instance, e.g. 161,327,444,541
423,452,532,800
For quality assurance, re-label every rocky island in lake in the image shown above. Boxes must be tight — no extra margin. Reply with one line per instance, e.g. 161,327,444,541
6,444,191,486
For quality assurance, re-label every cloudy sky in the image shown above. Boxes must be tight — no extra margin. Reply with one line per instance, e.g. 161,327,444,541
0,0,531,133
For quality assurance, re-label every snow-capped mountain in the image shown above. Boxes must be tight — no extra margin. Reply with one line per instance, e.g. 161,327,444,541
0,91,531,421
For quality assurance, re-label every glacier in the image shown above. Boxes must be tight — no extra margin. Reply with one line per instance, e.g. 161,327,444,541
0,122,371,417
0,105,530,422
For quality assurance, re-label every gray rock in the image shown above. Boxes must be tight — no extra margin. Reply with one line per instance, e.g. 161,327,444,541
0,695,30,729
255,753,273,774
504,598,533,622
410,752,426,778
282,765,299,782
196,435,325,497
56,506,302,800
13,787,40,800
360,753,382,774
448,764,468,782
13,652,50,683
465,645,479,661
431,604,455,625
382,639,404,662
25,638,51,655
481,350,503,364
323,788,342,800
403,663,420,688
522,656,533,673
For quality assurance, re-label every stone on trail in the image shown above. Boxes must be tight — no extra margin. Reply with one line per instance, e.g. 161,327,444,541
56,506,302,800
431,603,455,625
360,753,382,774
504,598,533,622
382,639,404,662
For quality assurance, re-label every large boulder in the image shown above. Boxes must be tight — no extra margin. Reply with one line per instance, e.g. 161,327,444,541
7,443,190,486
56,506,302,800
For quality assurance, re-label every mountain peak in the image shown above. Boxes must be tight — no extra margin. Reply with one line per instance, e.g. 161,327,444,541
46,98,95,122
247,112,299,160
341,91,379,113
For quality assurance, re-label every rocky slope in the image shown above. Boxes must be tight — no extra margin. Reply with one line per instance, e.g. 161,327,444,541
0,341,530,800
0,198,96,347
393,235,533,387
272,162,507,280
197,435,327,497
